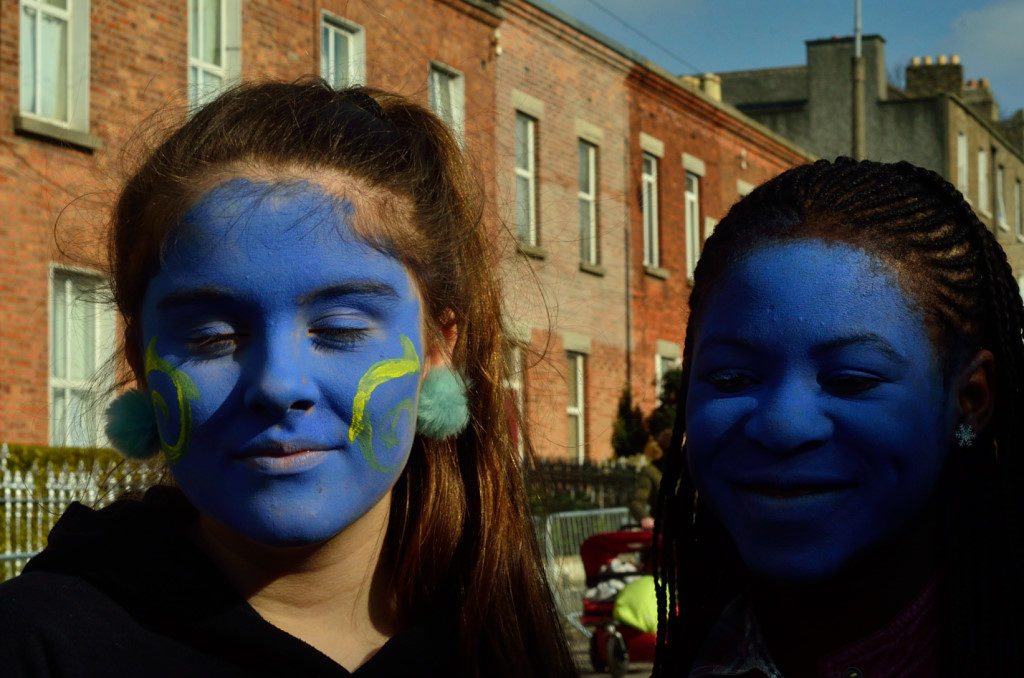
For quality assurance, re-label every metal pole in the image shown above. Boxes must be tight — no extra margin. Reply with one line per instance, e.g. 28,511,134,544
852,0,866,159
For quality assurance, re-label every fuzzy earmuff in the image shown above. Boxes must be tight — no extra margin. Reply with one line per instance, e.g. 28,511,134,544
104,390,161,460
416,367,471,440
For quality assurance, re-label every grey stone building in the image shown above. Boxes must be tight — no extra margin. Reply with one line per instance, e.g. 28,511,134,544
716,35,1024,281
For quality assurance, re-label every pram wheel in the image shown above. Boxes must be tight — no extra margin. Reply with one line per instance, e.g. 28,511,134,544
605,627,629,678
588,632,606,672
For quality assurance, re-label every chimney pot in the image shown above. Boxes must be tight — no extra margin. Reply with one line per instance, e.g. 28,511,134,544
910,56,922,66
938,54,948,65
980,77,989,88
923,56,933,65
951,54,960,65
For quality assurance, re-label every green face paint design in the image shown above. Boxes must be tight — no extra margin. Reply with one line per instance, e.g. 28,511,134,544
144,337,200,465
349,334,421,472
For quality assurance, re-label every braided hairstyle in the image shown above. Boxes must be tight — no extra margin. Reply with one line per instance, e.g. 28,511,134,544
652,157,1024,676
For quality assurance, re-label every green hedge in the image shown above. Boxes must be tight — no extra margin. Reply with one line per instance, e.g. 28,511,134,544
1,443,125,471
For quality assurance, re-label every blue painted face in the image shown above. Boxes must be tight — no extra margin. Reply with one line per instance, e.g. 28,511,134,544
140,178,425,546
686,241,958,583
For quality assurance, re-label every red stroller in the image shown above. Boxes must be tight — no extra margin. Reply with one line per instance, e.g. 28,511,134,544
579,528,656,676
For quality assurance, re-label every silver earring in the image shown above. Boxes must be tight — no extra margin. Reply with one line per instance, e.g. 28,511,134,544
955,423,976,449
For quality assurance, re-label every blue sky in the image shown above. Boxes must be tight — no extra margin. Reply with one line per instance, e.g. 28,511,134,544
541,0,1024,118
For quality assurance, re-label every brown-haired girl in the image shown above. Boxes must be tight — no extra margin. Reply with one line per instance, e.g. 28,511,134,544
654,158,1024,676
0,81,574,677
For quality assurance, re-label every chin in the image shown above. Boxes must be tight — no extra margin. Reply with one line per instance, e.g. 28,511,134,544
741,545,852,586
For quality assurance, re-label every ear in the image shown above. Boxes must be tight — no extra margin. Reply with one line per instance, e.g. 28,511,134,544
423,312,458,374
955,349,995,434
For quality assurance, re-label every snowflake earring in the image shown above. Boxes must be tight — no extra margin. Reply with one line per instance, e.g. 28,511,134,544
954,423,977,449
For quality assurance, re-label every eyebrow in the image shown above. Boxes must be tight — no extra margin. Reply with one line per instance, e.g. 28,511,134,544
296,281,400,305
700,332,909,364
811,333,909,365
156,281,400,312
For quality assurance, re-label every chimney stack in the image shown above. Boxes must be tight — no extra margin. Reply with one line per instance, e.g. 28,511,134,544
905,54,963,97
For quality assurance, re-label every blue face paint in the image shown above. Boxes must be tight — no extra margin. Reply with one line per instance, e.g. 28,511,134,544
140,178,424,546
686,241,957,583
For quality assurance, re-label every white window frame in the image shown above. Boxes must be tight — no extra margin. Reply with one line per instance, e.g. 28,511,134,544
320,13,365,89
188,0,241,110
642,153,660,268
19,0,91,130
654,353,681,407
685,171,701,281
996,164,1008,230
578,139,598,265
429,62,465,143
514,111,538,246
502,345,526,459
566,351,586,464
956,131,968,194
49,266,115,447
978,147,990,215
1016,179,1023,243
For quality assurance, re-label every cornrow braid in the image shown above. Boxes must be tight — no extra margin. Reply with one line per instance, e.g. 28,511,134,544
653,158,1024,676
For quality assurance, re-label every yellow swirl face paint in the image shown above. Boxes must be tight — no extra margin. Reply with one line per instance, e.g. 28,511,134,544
144,337,200,465
349,334,421,472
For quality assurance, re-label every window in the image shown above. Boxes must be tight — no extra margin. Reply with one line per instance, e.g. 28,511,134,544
956,132,968,193
188,0,241,110
978,148,990,214
50,269,115,447
566,352,585,464
1016,179,1023,241
578,140,598,265
685,171,701,281
503,345,526,458
429,64,465,142
642,153,660,267
654,353,681,406
20,0,90,129
321,14,364,89
514,112,538,246
996,164,1008,230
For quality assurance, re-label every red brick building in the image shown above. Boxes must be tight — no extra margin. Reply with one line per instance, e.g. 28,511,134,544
0,0,810,462
626,68,811,414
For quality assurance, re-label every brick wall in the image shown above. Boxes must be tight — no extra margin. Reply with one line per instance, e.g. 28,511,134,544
626,70,811,413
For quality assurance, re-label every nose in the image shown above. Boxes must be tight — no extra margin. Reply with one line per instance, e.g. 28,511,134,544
242,329,318,418
743,376,832,456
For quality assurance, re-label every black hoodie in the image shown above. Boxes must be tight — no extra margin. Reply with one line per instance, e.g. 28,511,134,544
0,487,457,677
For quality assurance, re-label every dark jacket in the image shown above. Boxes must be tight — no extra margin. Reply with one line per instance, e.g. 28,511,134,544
0,487,456,677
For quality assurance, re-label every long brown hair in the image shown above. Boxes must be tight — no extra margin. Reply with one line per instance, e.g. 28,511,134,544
108,79,574,677
653,158,1024,676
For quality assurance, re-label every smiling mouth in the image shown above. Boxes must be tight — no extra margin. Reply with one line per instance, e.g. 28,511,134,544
743,484,854,499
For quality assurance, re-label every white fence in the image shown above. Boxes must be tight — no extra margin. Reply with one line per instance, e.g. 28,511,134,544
536,507,632,660
0,443,157,581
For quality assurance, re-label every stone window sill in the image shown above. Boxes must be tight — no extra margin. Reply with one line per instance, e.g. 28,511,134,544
579,261,606,277
14,115,102,153
517,242,548,260
644,264,669,280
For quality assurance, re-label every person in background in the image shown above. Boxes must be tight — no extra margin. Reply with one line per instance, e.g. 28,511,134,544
630,429,670,529
653,158,1024,676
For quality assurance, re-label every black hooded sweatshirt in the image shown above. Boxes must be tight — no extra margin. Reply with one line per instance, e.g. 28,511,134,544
0,487,457,677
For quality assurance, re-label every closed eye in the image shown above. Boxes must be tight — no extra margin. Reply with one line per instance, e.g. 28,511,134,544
186,332,242,358
310,327,372,350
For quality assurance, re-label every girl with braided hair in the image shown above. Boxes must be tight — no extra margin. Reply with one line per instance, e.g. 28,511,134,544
654,157,1024,677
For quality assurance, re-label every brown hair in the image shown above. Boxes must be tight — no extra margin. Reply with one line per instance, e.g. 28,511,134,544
109,79,573,677
653,158,1024,676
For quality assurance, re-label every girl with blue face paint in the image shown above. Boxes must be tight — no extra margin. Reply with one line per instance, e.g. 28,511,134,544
0,83,573,677
652,158,1024,677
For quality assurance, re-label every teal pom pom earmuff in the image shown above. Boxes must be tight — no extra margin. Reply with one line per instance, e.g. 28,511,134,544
104,390,160,460
416,367,471,439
